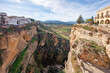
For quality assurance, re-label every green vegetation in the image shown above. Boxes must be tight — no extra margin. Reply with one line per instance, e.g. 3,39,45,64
90,41,105,52
35,67,41,73
85,16,94,25
59,69,65,73
0,49,6,66
75,69,83,73
58,27,71,33
73,25,98,32
54,30,69,40
9,36,37,73
0,34,4,36
33,29,69,72
0,27,2,32
26,64,41,73
77,15,84,24
0,50,3,66
16,65,23,73
9,45,28,73
82,25,93,31
81,39,105,53
24,25,31,30
48,24,71,40
30,37,36,44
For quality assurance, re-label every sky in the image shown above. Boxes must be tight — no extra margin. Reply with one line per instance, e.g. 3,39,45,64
0,0,110,21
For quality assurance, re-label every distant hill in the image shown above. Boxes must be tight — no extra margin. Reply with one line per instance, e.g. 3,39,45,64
40,20,76,25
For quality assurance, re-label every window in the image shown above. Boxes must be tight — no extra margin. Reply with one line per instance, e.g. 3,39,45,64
101,13,103,17
97,14,99,19
106,11,109,15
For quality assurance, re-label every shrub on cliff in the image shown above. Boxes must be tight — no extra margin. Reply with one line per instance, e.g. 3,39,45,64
0,50,3,66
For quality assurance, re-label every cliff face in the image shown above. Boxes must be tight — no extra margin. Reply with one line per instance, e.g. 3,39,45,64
0,22,70,73
0,24,37,73
65,25,110,73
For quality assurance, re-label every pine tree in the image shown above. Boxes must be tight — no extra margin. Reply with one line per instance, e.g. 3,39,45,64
77,15,84,24
91,16,94,25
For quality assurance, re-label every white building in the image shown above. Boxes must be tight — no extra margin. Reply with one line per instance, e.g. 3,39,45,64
95,6,110,27
0,12,32,25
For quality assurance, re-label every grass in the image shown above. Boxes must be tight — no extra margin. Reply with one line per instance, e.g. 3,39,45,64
59,69,65,73
0,34,4,36
73,25,98,32
58,27,71,33
35,66,41,73
30,37,36,44
80,39,106,53
0,27,2,32
54,30,69,40
48,25,71,40
0,49,6,66
26,64,40,73
9,45,28,73
90,41,105,52
0,50,2,55
24,25,31,30
82,25,92,31
0,50,3,66
9,36,37,73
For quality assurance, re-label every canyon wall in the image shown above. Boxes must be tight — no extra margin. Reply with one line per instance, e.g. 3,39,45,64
0,24,37,73
65,25,110,73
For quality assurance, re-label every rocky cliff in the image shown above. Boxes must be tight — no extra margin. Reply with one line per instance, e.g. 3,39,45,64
65,24,110,73
0,23,37,73
25,23,70,73
0,22,70,73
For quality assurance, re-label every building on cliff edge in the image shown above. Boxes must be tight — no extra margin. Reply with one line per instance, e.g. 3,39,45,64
0,12,32,25
94,5,110,27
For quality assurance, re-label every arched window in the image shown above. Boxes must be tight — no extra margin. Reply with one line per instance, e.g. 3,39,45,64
106,11,109,15
97,14,99,19
100,20,104,24
97,21,99,24
105,19,109,24
101,13,104,17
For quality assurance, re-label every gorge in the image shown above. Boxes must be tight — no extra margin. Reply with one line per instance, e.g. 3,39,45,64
0,19,110,73
0,22,70,73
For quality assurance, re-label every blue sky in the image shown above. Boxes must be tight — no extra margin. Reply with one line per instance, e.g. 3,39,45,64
0,0,110,21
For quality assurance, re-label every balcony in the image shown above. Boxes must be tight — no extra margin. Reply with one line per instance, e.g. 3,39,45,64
105,15,110,18
100,16,104,19
97,17,99,19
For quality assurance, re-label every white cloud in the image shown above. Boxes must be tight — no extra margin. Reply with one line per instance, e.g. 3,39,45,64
7,0,22,3
30,0,85,21
2,0,110,21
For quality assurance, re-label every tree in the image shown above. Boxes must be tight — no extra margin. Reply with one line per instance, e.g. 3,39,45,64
91,16,94,25
86,16,94,25
77,15,84,24
85,19,92,25
29,18,35,22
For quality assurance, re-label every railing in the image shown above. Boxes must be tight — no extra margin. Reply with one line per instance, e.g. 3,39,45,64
100,16,104,19
97,17,99,19
105,15,110,18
